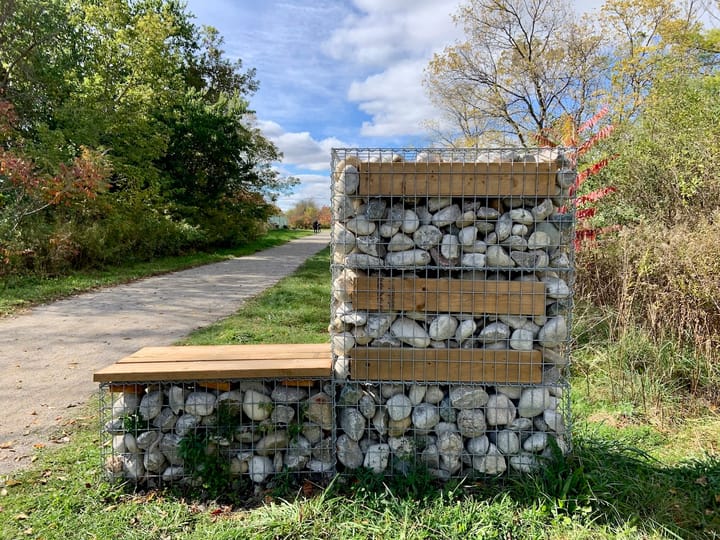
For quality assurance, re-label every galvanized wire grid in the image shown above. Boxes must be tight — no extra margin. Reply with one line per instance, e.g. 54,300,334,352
99,379,335,487
330,147,575,476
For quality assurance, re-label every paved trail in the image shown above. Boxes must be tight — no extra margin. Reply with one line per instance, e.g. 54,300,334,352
0,232,330,475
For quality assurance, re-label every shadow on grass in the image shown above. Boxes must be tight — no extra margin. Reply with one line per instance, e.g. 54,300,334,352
510,430,720,538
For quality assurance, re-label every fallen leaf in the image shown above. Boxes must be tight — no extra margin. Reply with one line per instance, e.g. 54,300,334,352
5,479,21,487
23,528,33,535
30,411,37,416
33,444,45,449
0,441,15,449
696,476,709,486
15,513,29,520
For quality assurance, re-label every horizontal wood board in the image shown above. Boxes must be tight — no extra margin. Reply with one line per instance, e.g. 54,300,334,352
351,348,542,384
352,277,546,316
93,344,331,382
118,343,329,363
357,161,557,197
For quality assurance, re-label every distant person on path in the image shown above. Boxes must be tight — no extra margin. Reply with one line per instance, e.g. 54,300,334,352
312,220,320,234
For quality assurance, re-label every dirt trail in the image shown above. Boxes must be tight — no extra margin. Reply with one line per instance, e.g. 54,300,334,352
0,232,330,476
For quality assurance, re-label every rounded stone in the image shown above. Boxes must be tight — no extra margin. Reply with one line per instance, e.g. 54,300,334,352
271,404,295,425
424,386,445,404
432,204,463,227
495,430,520,455
386,393,413,421
184,392,216,418
387,233,415,252
413,225,443,250
358,394,377,419
401,209,420,234
457,409,487,437
449,386,489,409
538,316,567,348
336,434,364,469
385,250,431,268
175,414,200,437
429,315,458,341
138,391,164,421
517,387,551,418
479,322,511,343
454,319,477,345
248,455,274,483
412,402,440,430
256,431,290,456
333,224,356,255
390,318,431,348
473,444,507,474
242,389,273,421
510,328,535,351
542,277,571,299
485,245,515,267
363,443,391,473
466,434,489,456
336,165,359,194
509,208,534,225
543,409,566,434
527,231,551,250
340,408,367,441
271,385,308,404
485,393,517,426
461,253,486,268
306,392,334,430
510,453,540,473
332,332,356,355
523,432,548,452
345,215,376,236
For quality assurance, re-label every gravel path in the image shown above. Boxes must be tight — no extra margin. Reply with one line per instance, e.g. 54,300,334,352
0,232,330,475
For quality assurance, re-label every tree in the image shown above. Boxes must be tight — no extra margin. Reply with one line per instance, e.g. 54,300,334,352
425,0,607,146
286,199,320,229
599,0,710,124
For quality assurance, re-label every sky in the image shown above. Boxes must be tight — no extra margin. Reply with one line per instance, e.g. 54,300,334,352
184,0,605,212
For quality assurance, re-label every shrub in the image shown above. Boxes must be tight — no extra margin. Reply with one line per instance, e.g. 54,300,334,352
576,215,720,399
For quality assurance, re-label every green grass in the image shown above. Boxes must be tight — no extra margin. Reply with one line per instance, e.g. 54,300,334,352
1,246,719,539
0,229,312,317
178,247,331,346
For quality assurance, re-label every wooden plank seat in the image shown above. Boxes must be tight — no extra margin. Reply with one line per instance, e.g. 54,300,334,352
93,343,332,383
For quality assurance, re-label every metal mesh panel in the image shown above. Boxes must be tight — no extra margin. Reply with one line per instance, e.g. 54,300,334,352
99,379,334,487
330,147,575,476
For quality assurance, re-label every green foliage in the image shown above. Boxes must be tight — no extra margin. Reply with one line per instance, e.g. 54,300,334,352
0,0,295,280
600,73,720,226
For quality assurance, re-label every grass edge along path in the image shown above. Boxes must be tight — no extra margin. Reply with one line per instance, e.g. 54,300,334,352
0,229,312,318
0,248,719,539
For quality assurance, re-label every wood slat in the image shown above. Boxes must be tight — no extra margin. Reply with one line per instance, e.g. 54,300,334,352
93,344,331,383
350,348,542,384
119,343,329,363
357,162,557,197
352,277,546,316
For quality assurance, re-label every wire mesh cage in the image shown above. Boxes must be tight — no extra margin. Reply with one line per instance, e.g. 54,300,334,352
329,147,576,476
99,378,335,487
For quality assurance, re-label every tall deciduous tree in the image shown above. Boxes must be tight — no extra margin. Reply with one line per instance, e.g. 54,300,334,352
425,0,606,146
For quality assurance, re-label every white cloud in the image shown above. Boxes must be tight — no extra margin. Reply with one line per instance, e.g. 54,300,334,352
347,59,439,137
325,0,460,68
258,120,351,171
275,174,330,212
324,0,463,138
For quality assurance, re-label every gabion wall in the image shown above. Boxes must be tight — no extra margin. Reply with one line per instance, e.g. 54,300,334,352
330,148,575,478
100,379,335,487
100,147,576,486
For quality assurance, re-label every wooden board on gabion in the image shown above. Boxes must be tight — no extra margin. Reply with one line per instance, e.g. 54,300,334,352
351,347,542,383
358,161,558,197
351,276,546,315
93,344,331,382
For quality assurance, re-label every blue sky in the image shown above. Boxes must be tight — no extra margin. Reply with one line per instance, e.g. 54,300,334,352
184,0,604,211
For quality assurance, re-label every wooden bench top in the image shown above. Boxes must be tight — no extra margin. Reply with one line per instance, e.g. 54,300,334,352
93,343,332,383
